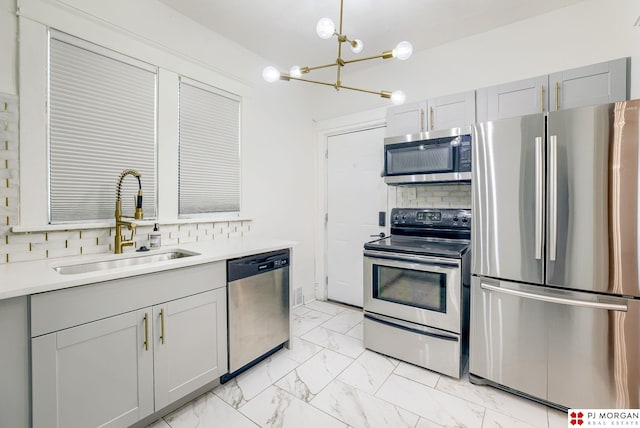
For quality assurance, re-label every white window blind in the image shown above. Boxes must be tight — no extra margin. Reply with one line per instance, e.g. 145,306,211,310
48,31,157,223
179,78,240,216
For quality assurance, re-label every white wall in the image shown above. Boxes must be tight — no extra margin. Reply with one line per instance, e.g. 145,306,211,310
0,0,17,94
1,0,318,301
311,0,640,120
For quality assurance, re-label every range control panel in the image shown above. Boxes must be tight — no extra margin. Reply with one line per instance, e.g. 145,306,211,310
391,208,471,229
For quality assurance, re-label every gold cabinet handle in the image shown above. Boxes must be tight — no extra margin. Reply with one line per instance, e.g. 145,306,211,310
159,308,165,345
429,107,434,130
143,313,149,351
419,108,424,132
555,81,559,111
540,85,545,113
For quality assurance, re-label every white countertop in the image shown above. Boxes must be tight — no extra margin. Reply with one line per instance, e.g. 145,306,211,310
0,237,296,300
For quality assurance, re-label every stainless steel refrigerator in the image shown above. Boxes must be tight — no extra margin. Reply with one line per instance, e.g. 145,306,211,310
470,100,640,410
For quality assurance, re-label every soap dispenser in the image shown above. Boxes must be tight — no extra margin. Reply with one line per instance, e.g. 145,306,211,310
150,223,161,249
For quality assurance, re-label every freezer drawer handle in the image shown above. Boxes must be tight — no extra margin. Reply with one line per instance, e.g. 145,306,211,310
480,282,627,312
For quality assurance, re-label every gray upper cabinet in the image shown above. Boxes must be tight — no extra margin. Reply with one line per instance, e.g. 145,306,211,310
426,90,476,131
477,58,630,123
548,57,629,111
483,75,549,122
385,100,427,137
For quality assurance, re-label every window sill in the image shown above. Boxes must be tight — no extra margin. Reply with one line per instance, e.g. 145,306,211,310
11,216,253,233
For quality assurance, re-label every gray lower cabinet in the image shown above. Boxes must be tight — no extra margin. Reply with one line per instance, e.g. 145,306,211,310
30,262,228,428
32,309,154,428
0,297,30,428
153,289,227,410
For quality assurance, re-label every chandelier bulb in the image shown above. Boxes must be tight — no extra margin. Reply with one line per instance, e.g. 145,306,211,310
290,66,302,78
316,17,336,39
391,90,407,105
350,39,364,54
262,66,281,83
392,41,413,61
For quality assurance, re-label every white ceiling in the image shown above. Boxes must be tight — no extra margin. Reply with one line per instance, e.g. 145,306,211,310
158,0,586,71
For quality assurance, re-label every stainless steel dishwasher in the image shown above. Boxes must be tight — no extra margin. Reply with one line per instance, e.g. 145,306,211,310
224,249,290,380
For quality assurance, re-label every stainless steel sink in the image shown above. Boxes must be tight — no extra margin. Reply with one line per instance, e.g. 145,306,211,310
53,250,199,275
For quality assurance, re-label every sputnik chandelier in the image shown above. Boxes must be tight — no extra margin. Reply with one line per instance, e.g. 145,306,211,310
262,0,413,105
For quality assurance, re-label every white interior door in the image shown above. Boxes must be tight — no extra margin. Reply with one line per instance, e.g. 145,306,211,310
327,126,386,307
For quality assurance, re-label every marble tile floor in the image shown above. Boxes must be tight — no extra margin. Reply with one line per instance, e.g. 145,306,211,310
147,300,568,428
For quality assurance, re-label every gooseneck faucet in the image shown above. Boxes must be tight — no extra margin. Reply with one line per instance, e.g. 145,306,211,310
115,169,144,254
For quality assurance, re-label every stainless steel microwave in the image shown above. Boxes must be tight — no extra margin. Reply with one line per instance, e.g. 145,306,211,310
383,127,472,185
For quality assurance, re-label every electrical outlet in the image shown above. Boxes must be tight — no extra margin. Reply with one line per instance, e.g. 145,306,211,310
294,287,303,306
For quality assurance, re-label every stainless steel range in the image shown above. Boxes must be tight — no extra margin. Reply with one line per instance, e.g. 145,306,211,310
363,207,471,378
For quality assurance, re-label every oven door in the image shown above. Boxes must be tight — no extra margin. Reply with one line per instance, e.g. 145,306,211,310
363,250,462,333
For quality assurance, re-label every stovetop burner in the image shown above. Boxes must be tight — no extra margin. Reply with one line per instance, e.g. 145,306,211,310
365,208,471,258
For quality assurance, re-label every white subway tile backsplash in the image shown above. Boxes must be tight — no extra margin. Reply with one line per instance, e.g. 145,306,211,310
47,247,82,259
81,244,111,255
179,235,197,244
8,233,46,244
80,229,111,240
10,250,47,263
31,241,67,252
397,183,471,209
161,225,179,234
97,236,112,247
67,238,101,249
162,238,179,246
47,231,81,242
4,243,30,254
179,224,197,235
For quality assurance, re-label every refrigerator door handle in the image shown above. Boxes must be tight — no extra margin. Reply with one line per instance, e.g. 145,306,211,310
479,282,628,312
549,135,558,261
535,136,543,260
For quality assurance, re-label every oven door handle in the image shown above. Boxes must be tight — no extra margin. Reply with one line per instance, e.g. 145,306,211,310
364,251,460,269
364,313,459,342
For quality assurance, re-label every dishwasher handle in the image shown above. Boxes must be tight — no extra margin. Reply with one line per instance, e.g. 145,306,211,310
228,249,290,282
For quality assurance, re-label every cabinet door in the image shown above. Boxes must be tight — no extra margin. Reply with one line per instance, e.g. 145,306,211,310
385,100,427,137
153,288,228,410
547,292,640,409
486,75,548,121
469,277,547,400
426,91,475,131
32,309,154,428
549,57,629,111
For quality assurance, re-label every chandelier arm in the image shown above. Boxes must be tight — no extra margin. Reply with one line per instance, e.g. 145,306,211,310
336,84,391,98
341,52,393,65
289,76,340,88
306,63,339,72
